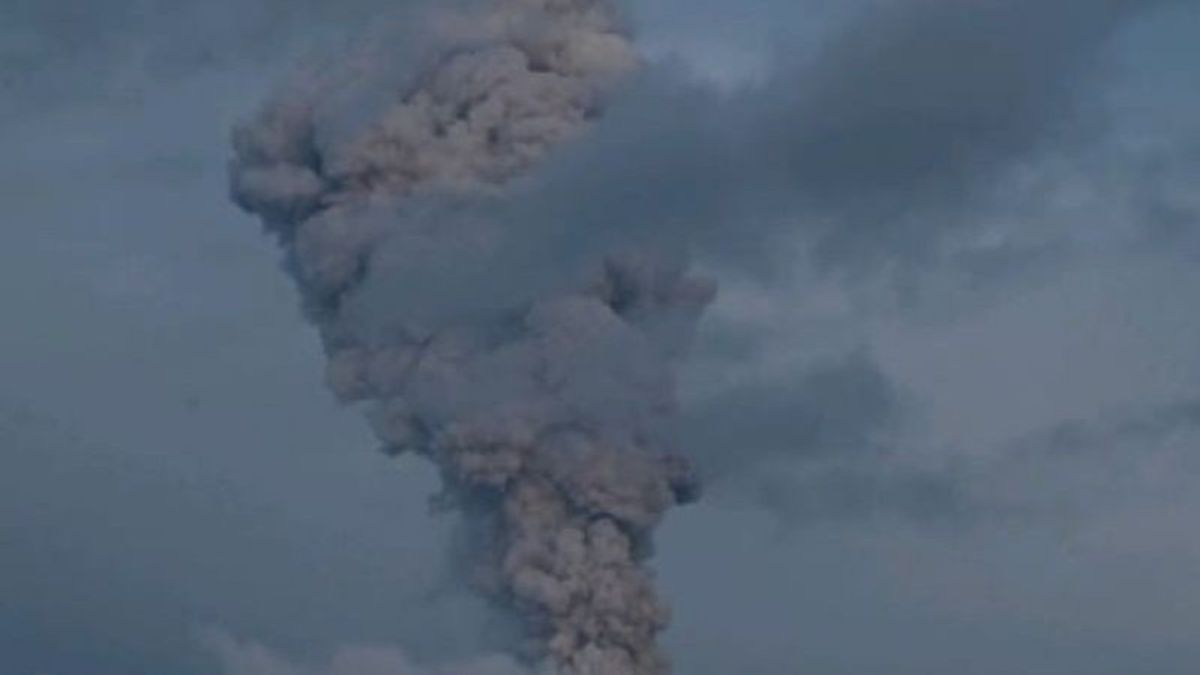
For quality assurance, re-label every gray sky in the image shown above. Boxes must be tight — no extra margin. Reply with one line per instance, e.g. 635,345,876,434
2,1,1199,674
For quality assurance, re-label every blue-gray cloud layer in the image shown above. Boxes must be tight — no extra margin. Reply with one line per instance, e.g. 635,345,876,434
2,1,1198,674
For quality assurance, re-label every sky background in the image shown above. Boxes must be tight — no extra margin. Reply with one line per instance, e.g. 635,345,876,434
2,1,1199,674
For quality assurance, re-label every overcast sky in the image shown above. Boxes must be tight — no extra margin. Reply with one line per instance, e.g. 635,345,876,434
2,1,1199,674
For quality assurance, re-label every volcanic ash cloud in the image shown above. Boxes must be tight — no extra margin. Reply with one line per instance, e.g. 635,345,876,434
229,1,714,674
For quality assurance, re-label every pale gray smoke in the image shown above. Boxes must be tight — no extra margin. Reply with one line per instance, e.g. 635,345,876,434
229,1,713,674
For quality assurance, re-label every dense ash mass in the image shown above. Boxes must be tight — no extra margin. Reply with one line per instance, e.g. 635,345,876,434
229,2,713,673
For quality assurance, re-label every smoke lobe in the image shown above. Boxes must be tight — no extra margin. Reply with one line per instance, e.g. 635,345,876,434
230,2,712,673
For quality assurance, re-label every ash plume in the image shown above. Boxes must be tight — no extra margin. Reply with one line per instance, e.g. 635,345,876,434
229,1,713,674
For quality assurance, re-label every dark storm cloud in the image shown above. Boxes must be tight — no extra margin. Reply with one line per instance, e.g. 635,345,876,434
779,0,1152,195
659,0,1196,531
676,351,971,525
696,393,1200,528
1125,140,1200,250
1019,398,1200,458
981,397,1200,515
911,396,1200,525
747,461,968,525
471,0,1184,283
770,0,1180,265
682,352,901,476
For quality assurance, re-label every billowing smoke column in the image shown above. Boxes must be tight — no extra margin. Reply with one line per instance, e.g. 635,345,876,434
229,1,713,674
